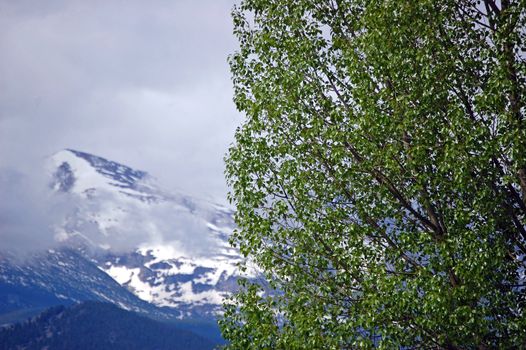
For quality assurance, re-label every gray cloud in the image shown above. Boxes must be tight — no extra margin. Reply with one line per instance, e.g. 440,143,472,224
0,0,241,203
60,186,221,256
0,159,223,256
0,166,66,254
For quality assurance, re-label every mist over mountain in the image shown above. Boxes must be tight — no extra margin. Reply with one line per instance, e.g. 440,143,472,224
0,166,70,255
0,149,252,346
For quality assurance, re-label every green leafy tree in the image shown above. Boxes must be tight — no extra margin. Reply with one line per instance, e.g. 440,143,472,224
221,0,526,348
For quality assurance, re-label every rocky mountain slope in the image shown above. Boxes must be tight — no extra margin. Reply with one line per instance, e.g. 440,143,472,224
0,248,178,321
48,149,245,317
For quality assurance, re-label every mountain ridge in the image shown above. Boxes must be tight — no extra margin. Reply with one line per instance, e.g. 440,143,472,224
0,301,216,350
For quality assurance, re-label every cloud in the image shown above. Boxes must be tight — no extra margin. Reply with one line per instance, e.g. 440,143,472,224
61,185,220,256
0,0,242,253
0,0,241,204
0,166,66,254
0,158,222,257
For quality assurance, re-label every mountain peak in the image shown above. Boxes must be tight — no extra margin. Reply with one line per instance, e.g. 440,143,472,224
50,149,153,199
65,149,148,186
43,149,245,316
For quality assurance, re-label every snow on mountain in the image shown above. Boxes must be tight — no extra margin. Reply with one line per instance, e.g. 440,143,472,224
50,149,155,201
47,149,246,317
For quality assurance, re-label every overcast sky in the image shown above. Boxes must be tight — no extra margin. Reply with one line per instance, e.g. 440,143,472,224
0,0,241,203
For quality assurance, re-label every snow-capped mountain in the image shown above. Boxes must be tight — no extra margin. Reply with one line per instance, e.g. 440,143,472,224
46,149,245,317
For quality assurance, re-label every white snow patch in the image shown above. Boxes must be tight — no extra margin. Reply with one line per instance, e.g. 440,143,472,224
105,265,134,285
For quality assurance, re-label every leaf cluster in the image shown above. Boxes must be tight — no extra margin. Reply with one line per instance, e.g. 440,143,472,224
222,0,526,348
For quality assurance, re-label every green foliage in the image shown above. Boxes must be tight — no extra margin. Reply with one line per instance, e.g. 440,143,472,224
221,0,526,348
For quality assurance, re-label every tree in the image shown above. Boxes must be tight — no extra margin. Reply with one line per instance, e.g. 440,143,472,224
220,0,526,348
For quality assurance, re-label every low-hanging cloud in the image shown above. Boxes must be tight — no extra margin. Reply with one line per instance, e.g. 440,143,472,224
0,166,69,254
62,186,220,256
0,160,222,257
